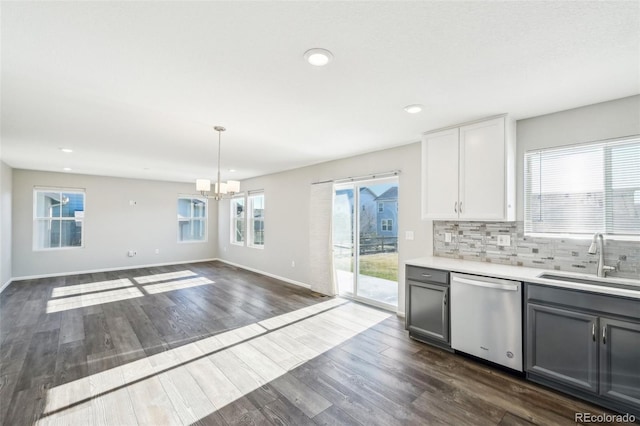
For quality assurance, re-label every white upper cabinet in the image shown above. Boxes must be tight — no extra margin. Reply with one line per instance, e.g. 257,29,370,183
421,115,516,221
421,128,460,220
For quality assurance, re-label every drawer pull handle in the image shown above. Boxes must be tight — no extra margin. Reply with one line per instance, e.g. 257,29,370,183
421,274,432,278
459,202,463,213
454,202,458,213
592,323,596,342
602,326,607,345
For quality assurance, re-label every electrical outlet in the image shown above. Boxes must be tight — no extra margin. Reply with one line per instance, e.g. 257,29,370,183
497,235,511,247
291,260,295,268
405,231,414,240
155,249,160,254
445,232,452,243
127,250,137,257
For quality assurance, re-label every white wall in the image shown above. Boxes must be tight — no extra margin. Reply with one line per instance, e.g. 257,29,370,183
217,142,430,315
215,95,640,315
12,170,218,279
516,95,640,220
0,162,12,289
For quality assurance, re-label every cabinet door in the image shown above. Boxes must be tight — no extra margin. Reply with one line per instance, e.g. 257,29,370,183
421,128,459,220
599,318,640,407
407,281,449,343
459,116,506,220
526,303,598,393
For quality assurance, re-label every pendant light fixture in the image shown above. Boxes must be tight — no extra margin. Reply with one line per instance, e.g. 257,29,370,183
196,126,240,200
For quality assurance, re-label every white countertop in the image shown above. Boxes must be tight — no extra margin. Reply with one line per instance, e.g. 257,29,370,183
405,256,640,300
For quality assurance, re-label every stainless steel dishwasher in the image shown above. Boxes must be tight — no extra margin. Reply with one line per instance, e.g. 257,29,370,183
450,273,523,371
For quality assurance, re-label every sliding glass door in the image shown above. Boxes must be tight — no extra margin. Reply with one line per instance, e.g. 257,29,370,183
333,177,399,309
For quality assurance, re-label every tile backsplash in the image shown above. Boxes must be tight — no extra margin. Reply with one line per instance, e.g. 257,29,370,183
433,221,640,280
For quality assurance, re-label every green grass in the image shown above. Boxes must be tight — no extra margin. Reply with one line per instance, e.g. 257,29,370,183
334,252,398,282
359,253,398,281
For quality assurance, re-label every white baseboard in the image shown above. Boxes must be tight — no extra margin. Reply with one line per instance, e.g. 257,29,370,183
11,258,219,282
216,259,311,290
0,279,12,294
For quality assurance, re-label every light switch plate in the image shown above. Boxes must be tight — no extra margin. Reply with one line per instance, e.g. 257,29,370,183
405,231,414,240
445,232,452,243
497,235,511,246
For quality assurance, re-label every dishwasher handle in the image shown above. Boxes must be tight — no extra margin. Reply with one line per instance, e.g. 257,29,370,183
452,276,519,291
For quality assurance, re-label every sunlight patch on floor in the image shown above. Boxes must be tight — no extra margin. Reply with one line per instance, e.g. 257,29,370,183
46,285,144,314
46,271,214,314
133,270,198,284
37,299,391,425
51,278,134,298
142,276,214,294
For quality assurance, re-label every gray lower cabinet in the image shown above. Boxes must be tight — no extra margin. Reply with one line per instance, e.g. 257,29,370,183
406,266,450,350
525,283,640,417
599,318,640,408
408,281,449,343
526,303,599,393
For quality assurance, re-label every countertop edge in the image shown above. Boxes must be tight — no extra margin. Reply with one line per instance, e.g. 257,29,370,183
405,257,640,300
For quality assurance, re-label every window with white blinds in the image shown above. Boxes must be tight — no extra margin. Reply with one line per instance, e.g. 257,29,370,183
524,136,640,238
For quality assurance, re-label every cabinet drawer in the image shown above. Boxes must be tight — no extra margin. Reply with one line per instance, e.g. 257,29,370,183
527,283,640,320
406,266,449,284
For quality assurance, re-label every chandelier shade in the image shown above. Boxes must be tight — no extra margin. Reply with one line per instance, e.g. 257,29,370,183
196,179,211,192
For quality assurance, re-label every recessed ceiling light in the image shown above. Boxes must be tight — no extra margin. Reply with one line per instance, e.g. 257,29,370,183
60,148,73,153
63,167,72,171
404,104,424,114
304,48,333,66
228,169,236,173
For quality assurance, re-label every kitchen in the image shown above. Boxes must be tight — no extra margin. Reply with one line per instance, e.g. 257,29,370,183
405,107,639,420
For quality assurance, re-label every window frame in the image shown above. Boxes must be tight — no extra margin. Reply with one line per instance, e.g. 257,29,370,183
33,187,86,251
230,194,246,246
177,196,208,243
247,192,265,249
381,219,393,232
524,135,640,240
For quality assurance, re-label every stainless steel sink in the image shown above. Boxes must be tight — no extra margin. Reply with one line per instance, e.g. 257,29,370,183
538,273,640,291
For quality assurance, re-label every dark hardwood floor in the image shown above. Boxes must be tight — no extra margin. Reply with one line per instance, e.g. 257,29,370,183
0,261,627,425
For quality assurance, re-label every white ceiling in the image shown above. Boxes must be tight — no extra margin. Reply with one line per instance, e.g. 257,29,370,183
1,1,638,183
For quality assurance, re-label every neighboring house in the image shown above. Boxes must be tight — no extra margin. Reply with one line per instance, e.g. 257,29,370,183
375,186,398,238
333,186,398,239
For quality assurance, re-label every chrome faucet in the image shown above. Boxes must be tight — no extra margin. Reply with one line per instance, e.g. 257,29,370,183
587,233,616,277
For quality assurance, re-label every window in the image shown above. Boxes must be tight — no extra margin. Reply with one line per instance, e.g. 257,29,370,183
34,188,85,250
248,192,265,248
524,136,640,237
381,219,393,231
230,196,245,245
178,197,207,242
378,202,384,212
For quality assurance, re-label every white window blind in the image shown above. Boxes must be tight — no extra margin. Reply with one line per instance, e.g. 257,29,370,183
524,136,640,237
